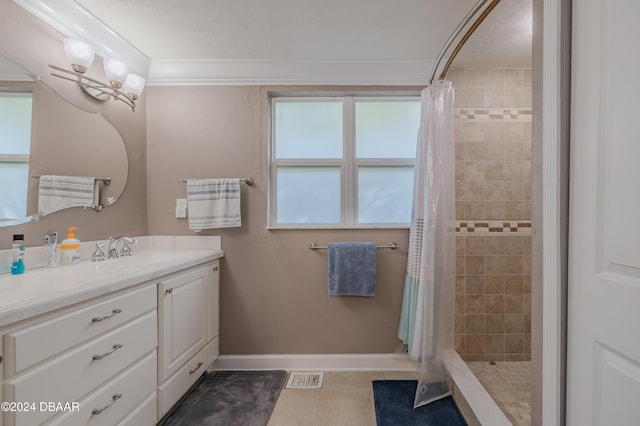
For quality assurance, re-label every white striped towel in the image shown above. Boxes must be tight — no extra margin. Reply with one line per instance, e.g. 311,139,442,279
187,178,241,231
38,175,99,215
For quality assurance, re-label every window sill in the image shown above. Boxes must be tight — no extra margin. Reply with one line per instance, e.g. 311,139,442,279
265,225,411,230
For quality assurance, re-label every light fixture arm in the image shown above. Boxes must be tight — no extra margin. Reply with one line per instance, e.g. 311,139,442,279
49,65,137,111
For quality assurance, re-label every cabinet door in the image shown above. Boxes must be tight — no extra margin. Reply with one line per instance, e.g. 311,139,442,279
158,266,210,382
208,261,220,342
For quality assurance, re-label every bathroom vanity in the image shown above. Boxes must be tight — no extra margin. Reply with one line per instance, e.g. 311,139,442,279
0,242,222,425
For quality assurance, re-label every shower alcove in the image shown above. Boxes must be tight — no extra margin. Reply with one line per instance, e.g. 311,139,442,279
450,66,533,425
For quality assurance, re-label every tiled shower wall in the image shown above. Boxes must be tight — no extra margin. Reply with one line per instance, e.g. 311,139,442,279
449,68,532,362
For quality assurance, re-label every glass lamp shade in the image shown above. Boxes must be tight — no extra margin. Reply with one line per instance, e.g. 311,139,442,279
103,57,129,89
63,38,95,74
123,73,146,99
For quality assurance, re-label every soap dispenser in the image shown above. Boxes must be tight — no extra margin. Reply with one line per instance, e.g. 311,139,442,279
60,227,81,264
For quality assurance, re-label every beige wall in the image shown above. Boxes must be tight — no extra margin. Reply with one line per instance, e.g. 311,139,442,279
146,85,412,354
0,0,147,249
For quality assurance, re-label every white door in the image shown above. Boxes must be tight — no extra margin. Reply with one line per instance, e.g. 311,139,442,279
567,0,640,425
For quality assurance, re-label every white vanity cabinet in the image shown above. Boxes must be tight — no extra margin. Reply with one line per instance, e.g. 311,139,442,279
157,261,220,418
0,246,222,426
1,283,158,426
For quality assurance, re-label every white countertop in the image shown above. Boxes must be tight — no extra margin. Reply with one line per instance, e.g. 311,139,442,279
0,244,223,328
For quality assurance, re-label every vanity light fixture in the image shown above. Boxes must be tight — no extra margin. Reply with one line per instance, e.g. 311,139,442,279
49,38,145,111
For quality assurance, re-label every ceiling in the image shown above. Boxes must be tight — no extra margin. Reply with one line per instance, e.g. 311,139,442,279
18,0,533,84
75,0,531,64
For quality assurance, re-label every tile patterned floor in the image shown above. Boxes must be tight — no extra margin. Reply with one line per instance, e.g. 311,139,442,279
268,371,418,426
467,361,531,426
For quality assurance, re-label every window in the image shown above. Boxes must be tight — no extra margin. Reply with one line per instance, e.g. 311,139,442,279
0,90,32,222
269,95,420,228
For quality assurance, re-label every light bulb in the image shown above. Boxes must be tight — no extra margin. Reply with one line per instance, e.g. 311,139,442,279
63,38,95,74
103,57,129,89
123,73,146,99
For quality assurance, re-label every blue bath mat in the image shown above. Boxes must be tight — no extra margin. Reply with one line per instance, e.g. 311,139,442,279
373,380,467,426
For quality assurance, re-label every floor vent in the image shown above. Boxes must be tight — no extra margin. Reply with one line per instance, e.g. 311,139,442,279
285,372,324,389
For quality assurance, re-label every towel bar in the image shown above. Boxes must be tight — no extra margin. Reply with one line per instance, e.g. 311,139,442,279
33,176,111,185
309,242,399,250
178,178,254,185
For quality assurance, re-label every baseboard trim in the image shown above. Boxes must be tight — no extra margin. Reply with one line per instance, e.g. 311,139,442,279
209,353,420,372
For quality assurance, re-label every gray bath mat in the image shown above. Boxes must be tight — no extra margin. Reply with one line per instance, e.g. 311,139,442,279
162,370,288,426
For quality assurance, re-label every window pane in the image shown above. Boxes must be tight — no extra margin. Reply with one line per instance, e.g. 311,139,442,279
275,101,343,159
358,166,414,224
0,163,28,221
277,167,341,224
0,93,32,154
355,100,420,158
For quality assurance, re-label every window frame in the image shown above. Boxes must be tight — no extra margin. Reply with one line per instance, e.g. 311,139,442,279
268,93,420,229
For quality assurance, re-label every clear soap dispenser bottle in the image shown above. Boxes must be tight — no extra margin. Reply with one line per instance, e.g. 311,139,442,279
11,234,25,275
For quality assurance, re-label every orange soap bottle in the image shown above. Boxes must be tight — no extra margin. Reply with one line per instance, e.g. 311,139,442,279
60,227,80,264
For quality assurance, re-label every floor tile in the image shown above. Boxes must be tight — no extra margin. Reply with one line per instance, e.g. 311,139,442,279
268,370,439,425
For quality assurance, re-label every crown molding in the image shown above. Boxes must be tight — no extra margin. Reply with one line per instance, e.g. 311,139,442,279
147,58,435,86
11,0,150,77
0,73,31,81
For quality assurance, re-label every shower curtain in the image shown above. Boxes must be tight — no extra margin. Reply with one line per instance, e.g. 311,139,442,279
397,80,456,408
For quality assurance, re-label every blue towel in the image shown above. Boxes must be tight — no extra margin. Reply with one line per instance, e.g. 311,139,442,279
328,242,377,297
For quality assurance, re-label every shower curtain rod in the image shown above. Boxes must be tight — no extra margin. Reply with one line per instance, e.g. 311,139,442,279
428,0,502,84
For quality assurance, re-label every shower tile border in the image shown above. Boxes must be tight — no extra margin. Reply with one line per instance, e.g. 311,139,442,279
456,108,532,121
456,220,532,235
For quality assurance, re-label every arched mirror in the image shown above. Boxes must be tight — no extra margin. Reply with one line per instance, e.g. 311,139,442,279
0,55,128,227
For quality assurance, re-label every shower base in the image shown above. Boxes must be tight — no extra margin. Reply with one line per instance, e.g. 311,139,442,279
467,361,531,426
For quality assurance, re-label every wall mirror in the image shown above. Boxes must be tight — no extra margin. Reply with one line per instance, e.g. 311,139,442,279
0,55,128,227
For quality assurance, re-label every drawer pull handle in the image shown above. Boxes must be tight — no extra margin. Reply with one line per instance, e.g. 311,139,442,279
165,288,173,295
91,309,122,323
91,393,122,415
213,266,219,272
92,343,123,360
189,362,203,375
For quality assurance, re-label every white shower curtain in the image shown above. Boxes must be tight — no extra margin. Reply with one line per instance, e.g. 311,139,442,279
397,80,456,408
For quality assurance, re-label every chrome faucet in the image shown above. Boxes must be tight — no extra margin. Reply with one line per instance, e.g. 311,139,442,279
107,236,138,259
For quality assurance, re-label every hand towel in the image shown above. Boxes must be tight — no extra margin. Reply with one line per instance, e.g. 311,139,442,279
187,178,241,231
328,242,377,297
38,175,99,215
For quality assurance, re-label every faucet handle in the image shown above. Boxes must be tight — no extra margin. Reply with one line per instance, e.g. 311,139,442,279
92,243,106,262
120,238,138,257
121,241,132,257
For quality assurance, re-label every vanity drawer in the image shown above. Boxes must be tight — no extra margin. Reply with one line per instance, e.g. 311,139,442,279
45,351,156,426
4,311,157,426
4,284,156,376
120,392,157,426
157,336,219,418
